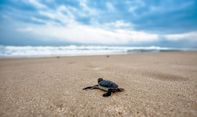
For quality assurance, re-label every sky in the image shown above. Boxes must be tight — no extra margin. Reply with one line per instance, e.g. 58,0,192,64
0,0,197,48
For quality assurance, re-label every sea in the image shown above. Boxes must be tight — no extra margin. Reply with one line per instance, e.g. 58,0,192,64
0,45,196,58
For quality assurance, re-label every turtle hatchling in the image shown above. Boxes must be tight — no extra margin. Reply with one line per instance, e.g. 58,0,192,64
83,78,124,97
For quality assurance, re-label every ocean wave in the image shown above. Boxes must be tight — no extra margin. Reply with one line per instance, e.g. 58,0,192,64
0,45,194,57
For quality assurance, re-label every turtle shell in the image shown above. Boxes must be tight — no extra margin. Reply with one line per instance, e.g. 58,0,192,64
98,80,118,90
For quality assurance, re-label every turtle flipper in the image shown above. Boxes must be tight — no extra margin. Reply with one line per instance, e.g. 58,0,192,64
116,88,124,92
103,89,112,97
83,86,93,90
83,85,99,90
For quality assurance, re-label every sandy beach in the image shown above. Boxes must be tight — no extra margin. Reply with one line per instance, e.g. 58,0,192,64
0,52,197,117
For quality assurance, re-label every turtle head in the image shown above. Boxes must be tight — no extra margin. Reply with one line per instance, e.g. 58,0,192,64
98,78,103,83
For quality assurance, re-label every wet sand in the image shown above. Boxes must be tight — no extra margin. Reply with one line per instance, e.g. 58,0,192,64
0,52,197,117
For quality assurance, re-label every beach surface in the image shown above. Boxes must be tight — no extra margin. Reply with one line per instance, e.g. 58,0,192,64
0,52,197,117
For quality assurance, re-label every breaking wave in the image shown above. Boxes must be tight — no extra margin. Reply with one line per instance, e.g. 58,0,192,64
0,45,194,57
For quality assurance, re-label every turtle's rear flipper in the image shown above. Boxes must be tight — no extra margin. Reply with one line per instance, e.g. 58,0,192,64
103,89,112,97
117,88,124,92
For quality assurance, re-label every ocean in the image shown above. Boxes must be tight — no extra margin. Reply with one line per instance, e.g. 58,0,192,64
0,45,195,58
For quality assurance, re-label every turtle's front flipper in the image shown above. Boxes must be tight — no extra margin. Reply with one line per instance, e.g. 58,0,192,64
83,86,93,90
103,89,112,97
83,85,99,90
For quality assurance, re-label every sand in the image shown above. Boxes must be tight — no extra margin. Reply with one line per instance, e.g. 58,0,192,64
0,52,197,117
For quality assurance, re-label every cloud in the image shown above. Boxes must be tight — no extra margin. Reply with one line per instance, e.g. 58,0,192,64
14,0,159,45
104,20,132,28
17,21,159,45
164,31,197,41
25,0,47,9
79,0,99,17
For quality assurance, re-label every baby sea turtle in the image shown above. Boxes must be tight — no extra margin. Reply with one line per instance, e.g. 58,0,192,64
83,78,124,97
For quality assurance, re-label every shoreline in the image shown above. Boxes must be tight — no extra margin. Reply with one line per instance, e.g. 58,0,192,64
0,51,196,59
1,45,196,59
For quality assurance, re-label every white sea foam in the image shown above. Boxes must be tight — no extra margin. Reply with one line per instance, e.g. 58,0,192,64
0,45,194,57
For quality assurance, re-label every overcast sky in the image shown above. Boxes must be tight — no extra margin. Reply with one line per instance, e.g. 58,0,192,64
0,0,197,47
